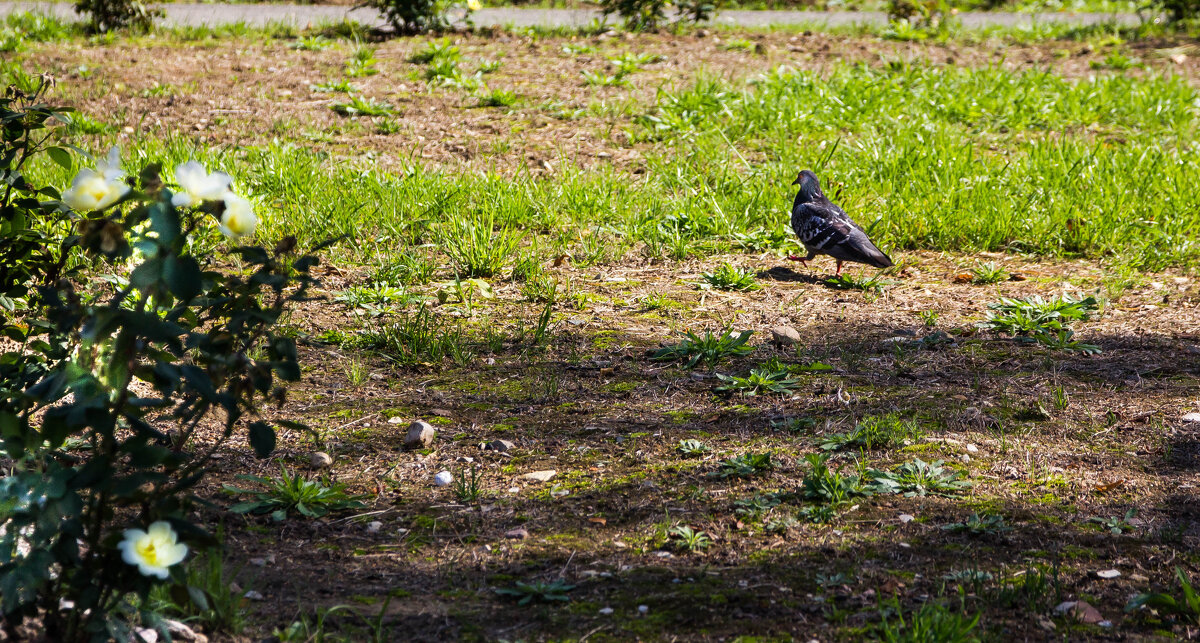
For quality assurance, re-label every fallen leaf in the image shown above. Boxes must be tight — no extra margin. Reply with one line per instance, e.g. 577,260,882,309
953,273,974,283
1095,479,1125,493
589,517,607,526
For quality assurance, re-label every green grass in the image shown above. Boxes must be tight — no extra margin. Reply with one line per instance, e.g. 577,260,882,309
649,328,755,370
821,413,924,450
21,34,1200,273
478,89,520,107
223,466,368,521
330,96,393,117
700,263,761,291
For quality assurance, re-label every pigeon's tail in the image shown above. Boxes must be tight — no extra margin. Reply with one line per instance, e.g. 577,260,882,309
862,245,893,269
830,231,893,269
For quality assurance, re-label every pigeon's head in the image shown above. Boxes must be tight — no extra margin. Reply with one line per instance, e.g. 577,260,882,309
792,170,822,200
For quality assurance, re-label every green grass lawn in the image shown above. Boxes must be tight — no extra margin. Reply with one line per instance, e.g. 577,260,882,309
21,51,1200,272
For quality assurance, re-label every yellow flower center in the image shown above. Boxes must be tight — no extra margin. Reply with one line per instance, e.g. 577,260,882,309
83,177,110,202
135,537,161,565
228,214,249,236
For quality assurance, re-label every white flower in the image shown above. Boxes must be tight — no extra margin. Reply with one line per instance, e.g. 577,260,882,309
218,191,257,240
118,521,188,579
94,145,125,182
61,146,129,212
171,160,233,208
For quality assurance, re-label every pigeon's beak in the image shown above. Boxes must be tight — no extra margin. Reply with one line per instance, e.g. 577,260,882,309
791,176,801,186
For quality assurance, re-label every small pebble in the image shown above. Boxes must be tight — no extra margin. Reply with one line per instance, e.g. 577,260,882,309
244,590,265,601
366,521,383,534
505,528,529,539
599,607,614,615
486,439,515,452
249,554,276,567
434,471,453,487
522,470,557,482
308,451,332,469
405,421,437,449
638,605,649,614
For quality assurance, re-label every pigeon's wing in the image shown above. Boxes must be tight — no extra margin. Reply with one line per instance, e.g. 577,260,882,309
795,202,892,269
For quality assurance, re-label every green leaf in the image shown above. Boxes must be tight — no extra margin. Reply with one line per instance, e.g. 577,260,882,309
164,255,202,301
147,200,181,245
228,501,266,514
46,146,72,170
247,421,276,459
187,585,211,612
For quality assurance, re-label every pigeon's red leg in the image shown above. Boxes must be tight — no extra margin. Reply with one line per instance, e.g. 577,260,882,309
835,260,844,276
787,255,809,267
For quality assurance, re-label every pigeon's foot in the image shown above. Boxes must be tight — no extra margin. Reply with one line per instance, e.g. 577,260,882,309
787,255,809,267
835,260,844,276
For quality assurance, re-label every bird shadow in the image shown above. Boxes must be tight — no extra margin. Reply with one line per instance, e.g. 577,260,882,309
758,265,828,285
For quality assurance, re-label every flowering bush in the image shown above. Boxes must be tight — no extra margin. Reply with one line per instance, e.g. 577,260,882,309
0,80,324,639
597,0,718,31
360,0,480,34
74,0,161,33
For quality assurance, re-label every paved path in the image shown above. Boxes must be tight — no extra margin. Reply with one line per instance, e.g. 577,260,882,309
0,1,1142,29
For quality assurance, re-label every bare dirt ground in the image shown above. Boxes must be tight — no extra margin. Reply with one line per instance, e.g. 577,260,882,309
183,248,1200,641
28,31,1200,175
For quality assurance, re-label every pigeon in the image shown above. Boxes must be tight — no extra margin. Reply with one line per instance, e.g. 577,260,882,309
788,170,892,276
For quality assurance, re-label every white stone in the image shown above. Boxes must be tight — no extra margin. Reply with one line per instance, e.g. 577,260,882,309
770,326,802,346
388,416,404,424
1054,601,1076,614
367,521,383,533
599,607,614,615
522,470,557,482
487,439,515,452
434,471,453,487
1095,569,1121,579
899,514,915,523
405,421,437,449
1182,413,1200,423
638,605,649,614
309,451,333,469
244,590,265,601
161,618,204,642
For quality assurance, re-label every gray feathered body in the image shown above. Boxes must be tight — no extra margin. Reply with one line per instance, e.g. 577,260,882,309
790,172,892,270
